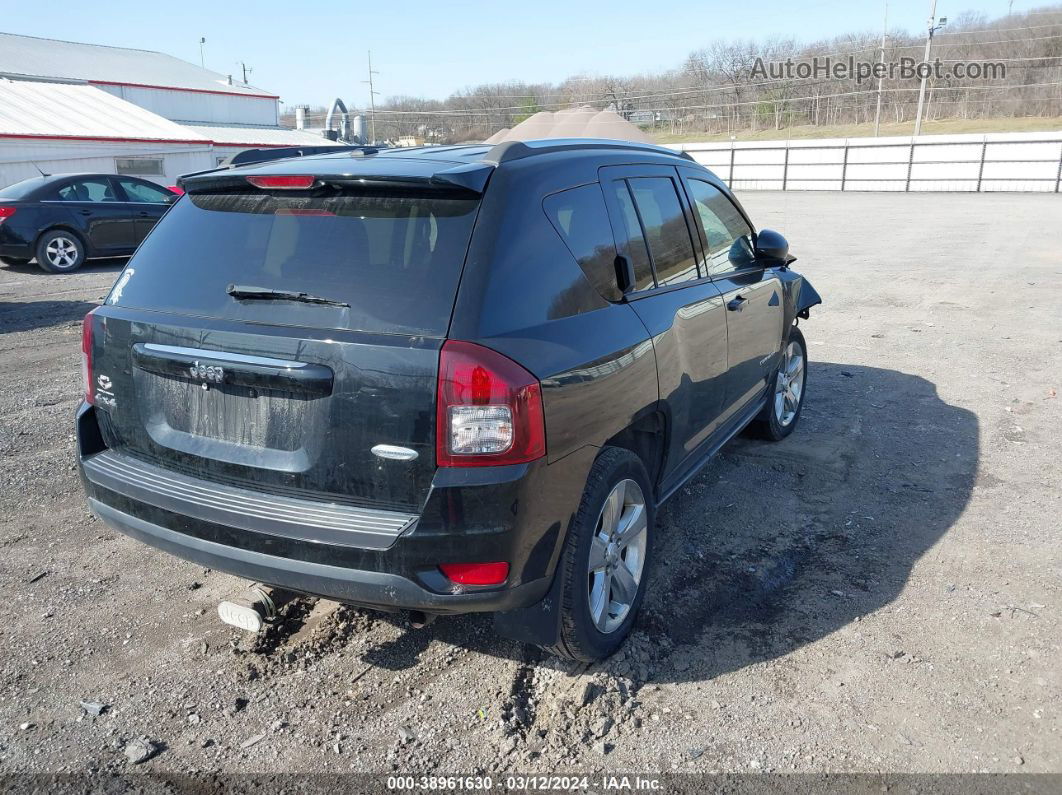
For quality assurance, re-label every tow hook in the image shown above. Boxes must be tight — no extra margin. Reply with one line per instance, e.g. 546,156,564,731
218,584,294,633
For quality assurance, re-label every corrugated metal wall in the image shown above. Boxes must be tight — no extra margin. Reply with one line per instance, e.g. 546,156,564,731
94,84,278,126
0,139,212,187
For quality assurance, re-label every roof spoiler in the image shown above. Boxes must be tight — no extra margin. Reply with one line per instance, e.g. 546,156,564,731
176,145,386,189
179,161,493,196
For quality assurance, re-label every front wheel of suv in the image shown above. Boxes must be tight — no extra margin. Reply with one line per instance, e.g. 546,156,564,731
749,326,807,441
544,447,655,662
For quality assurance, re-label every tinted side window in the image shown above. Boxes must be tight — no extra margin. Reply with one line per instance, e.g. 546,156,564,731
118,178,173,204
543,184,621,301
627,177,699,286
56,179,118,203
604,180,654,292
686,179,756,276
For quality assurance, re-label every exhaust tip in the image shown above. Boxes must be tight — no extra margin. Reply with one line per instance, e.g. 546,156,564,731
408,610,437,630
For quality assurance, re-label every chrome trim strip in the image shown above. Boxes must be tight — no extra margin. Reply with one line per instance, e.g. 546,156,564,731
141,343,310,370
83,450,418,550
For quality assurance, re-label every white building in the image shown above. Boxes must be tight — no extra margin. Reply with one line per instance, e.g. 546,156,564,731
0,32,338,187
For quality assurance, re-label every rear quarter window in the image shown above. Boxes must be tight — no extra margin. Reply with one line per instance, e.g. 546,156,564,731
543,184,621,302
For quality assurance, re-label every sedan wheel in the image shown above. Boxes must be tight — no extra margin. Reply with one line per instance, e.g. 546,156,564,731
36,230,86,273
46,237,79,268
587,478,648,634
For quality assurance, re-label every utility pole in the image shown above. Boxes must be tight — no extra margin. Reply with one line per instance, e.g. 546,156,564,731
874,0,888,136
238,61,253,84
363,51,380,144
199,37,206,68
913,0,947,137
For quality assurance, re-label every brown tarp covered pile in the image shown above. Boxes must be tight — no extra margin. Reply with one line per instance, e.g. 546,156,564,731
483,106,653,144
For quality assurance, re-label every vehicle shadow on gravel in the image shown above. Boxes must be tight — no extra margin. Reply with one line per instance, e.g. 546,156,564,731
0,299,100,334
307,362,977,683
636,360,978,682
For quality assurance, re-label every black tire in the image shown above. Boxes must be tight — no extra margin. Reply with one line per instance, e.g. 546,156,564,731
0,256,30,266
35,229,86,273
748,325,808,441
544,447,655,662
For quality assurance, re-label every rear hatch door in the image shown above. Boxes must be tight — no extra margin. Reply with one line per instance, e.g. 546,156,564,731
89,171,483,513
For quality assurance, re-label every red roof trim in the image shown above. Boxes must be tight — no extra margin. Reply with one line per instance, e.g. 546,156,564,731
0,132,212,145
89,80,279,100
0,133,328,149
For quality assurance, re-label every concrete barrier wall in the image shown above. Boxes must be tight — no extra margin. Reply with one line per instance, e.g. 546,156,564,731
671,131,1062,192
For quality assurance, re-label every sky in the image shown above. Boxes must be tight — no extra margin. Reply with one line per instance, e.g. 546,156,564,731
0,0,1046,109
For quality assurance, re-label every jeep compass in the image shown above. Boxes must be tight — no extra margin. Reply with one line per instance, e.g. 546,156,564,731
76,139,821,661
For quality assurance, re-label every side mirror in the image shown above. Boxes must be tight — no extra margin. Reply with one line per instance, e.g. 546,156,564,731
754,229,789,264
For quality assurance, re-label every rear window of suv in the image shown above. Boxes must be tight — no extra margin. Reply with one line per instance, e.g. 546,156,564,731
110,191,480,336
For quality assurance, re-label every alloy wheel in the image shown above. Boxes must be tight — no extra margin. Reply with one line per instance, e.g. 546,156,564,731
587,478,648,634
774,339,805,426
45,236,79,269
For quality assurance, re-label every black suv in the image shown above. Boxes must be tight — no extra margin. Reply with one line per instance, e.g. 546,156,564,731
76,139,821,661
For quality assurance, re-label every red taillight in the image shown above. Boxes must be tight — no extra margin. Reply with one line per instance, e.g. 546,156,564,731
167,185,184,195
245,175,315,190
81,310,95,405
0,206,16,222
439,562,510,586
436,340,545,467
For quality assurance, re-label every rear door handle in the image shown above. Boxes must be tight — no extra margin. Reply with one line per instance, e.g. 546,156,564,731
727,295,747,311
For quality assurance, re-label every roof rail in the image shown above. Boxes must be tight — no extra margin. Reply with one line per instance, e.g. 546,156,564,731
484,138,694,165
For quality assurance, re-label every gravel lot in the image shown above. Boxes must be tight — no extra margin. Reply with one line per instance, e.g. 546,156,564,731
0,192,1059,779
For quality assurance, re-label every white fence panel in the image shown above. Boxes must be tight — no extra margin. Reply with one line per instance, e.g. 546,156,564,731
846,143,909,164
673,131,1062,192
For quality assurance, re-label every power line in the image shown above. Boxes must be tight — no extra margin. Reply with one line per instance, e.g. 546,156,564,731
935,22,1062,35
294,79,1062,121
323,29,1062,109
892,32,1062,48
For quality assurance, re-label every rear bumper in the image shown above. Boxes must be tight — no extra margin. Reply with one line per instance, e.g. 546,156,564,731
88,498,549,612
0,240,32,260
0,223,34,259
77,403,595,614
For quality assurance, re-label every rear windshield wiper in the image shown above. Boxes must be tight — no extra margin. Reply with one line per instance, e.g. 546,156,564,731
226,284,350,308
